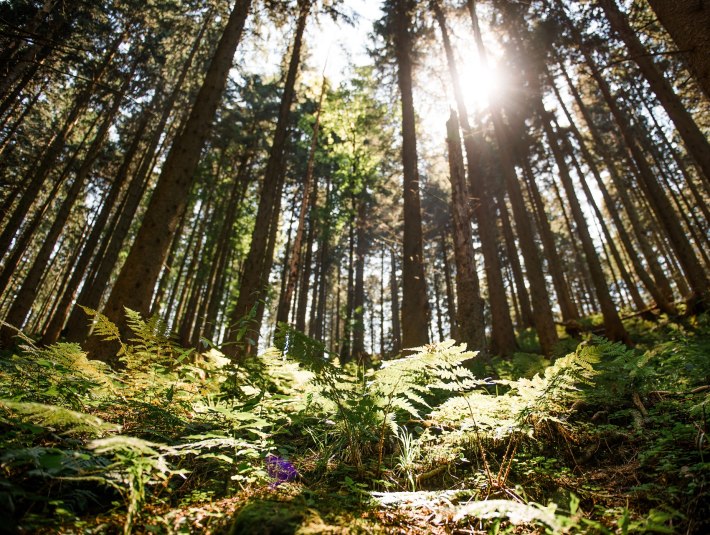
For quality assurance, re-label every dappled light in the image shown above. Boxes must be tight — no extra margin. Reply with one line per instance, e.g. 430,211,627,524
1,0,709,532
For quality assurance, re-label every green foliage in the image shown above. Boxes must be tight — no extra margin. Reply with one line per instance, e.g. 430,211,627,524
276,326,480,472
1,315,708,534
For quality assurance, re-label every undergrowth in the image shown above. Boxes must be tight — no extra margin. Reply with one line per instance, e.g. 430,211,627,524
0,312,707,533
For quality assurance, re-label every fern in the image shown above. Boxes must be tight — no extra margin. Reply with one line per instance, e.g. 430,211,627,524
510,339,603,425
0,400,119,436
80,305,127,357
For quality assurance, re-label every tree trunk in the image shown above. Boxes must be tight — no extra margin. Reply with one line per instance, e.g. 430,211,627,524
559,64,677,308
351,196,368,364
276,76,325,327
538,105,630,344
224,0,309,358
432,0,516,355
390,249,402,355
597,0,710,187
85,1,252,364
445,110,488,361
392,0,430,349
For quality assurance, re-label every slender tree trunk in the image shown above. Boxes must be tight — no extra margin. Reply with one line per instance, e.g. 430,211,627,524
538,105,630,344
224,0,309,358
390,249,401,355
440,231,458,340
432,0,516,355
498,198,534,328
0,33,123,258
276,76,325,327
41,91,157,344
445,110,487,360
392,0,430,349
351,197,368,364
581,52,710,308
559,65,677,307
0,62,137,345
469,0,559,355
597,0,710,186
550,72,676,314
520,159,579,322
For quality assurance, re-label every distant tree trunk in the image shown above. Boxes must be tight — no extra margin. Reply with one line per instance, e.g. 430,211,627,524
445,110,488,360
549,73,676,315
597,0,710,187
276,76,325,327
339,217,355,364
0,33,123,259
295,214,316,332
41,89,158,344
351,197,368,364
84,0,252,364
390,249,402,355
559,65,677,307
440,231,458,340
563,132,646,310
519,159,579,322
200,147,255,343
224,0,309,359
537,105,630,344
432,0,516,355
579,45,710,309
392,0,430,349
0,60,138,345
498,198,534,329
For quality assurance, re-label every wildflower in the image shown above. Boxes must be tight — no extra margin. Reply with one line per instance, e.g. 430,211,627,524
265,453,298,487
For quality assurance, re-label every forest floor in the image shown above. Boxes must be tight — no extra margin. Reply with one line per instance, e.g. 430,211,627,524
1,313,708,534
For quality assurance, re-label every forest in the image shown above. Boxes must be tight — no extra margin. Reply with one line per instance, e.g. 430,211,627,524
0,0,709,532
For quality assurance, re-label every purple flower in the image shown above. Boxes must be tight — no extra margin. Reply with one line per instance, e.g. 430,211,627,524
265,454,298,487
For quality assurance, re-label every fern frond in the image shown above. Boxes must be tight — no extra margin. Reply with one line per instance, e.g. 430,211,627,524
1,399,119,436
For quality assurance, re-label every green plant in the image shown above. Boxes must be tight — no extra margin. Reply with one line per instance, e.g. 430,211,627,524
394,425,419,491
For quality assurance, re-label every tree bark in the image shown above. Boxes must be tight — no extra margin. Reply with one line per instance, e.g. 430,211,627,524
445,110,487,360
223,0,309,359
392,0,430,349
86,0,252,365
598,0,710,187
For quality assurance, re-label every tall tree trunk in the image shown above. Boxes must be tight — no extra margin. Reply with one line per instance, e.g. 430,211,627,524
597,0,710,187
559,64,677,307
468,0,558,355
276,76,325,327
445,110,487,361
86,0,252,365
41,90,157,344
519,159,579,322
440,231,458,340
579,47,710,309
390,249,402,355
392,0,430,349
498,197,534,328
224,0,310,358
537,105,630,344
431,0,516,355
351,196,368,365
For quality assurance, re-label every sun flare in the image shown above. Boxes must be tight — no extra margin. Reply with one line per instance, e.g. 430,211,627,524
456,56,503,112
